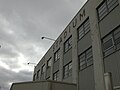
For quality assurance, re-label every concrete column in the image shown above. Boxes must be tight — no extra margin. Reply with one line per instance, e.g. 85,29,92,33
72,27,78,84
59,44,64,81
91,16,106,90
50,50,54,80
72,27,79,90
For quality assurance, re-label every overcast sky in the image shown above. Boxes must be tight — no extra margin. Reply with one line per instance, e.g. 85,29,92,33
0,0,87,90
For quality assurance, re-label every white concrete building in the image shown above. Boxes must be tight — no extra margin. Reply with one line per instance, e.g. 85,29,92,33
11,0,120,90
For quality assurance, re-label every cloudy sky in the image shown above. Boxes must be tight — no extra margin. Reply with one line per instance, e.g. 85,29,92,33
0,0,87,90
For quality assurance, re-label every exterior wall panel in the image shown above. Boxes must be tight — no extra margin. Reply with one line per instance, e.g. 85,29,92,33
104,50,120,86
99,5,120,38
53,60,60,73
79,65,95,90
63,49,72,66
77,32,92,55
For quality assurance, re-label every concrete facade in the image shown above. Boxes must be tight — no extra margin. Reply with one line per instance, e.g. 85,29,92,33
10,81,76,90
32,0,120,90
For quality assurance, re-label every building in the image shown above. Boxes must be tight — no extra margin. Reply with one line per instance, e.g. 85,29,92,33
11,0,120,90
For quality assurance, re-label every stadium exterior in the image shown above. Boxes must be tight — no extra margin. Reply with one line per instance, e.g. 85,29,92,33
11,0,120,90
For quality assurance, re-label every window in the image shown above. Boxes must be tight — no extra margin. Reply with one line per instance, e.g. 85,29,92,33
46,76,50,80
97,0,119,20
33,74,36,81
78,19,90,40
54,49,60,62
47,58,52,68
36,70,40,79
64,36,72,52
102,26,120,56
41,64,45,74
53,70,59,81
79,47,93,70
63,61,72,79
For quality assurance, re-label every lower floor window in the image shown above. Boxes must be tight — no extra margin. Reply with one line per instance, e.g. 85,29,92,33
79,47,93,70
102,26,120,57
53,70,59,81
63,61,72,79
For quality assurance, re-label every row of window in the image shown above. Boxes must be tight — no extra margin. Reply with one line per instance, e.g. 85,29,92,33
33,0,119,81
77,0,119,40
53,61,72,81
34,46,94,80
102,26,120,57
33,62,72,81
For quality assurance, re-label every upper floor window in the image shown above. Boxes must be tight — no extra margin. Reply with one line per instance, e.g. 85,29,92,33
63,61,72,79
97,0,119,20
47,58,52,68
64,36,72,52
79,47,93,70
78,18,90,40
102,26,120,57
53,70,59,81
41,64,45,74
54,49,60,62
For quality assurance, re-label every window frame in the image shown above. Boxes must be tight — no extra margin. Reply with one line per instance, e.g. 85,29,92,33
79,47,93,71
47,57,52,68
97,0,119,21
64,36,72,53
53,70,59,81
41,64,45,74
36,69,40,79
54,49,60,62
77,18,90,40
102,25,120,57
63,61,72,79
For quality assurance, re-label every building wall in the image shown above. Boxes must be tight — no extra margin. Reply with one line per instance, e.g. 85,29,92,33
33,0,120,90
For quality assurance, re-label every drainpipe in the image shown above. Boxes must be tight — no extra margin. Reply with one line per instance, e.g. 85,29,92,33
104,72,113,90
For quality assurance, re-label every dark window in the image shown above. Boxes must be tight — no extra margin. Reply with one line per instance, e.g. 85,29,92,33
46,76,50,80
64,36,72,52
63,61,72,79
79,47,93,70
47,58,52,68
41,64,45,74
54,49,60,62
102,26,120,56
33,74,36,81
36,70,40,79
114,29,120,50
53,70,59,81
97,0,119,20
78,19,90,40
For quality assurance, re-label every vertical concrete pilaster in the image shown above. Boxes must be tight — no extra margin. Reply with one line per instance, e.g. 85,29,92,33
72,28,79,89
91,18,106,90
72,27,78,84
50,51,54,80
59,45,64,81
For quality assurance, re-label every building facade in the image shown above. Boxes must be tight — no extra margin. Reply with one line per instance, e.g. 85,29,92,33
33,0,120,90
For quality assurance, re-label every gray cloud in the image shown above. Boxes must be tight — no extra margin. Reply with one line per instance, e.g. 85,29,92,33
0,67,32,90
0,0,87,90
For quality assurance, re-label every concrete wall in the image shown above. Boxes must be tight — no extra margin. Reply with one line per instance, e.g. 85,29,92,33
79,65,95,90
33,0,120,90
99,5,120,38
10,81,77,90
